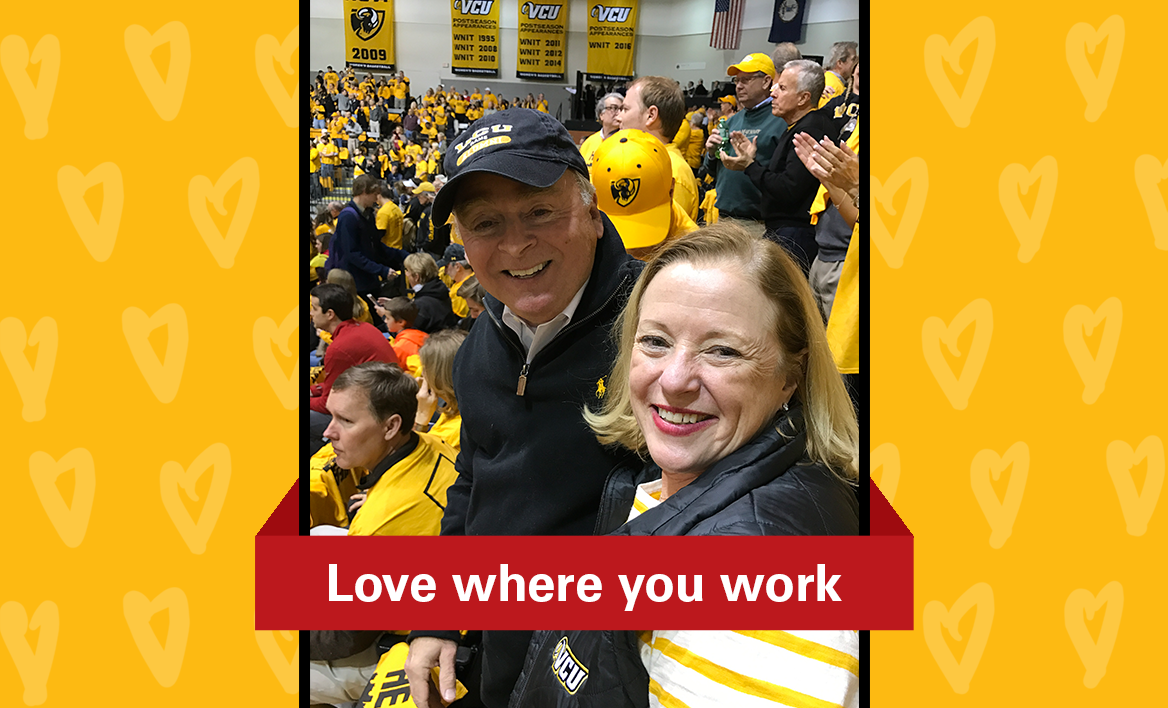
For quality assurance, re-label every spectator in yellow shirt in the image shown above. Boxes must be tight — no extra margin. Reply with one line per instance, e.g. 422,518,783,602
323,66,339,92
437,244,474,318
821,41,858,107
536,93,549,112
377,183,405,249
483,88,498,112
469,88,482,103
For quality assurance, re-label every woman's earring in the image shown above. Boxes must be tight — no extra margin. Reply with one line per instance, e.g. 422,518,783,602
782,401,789,412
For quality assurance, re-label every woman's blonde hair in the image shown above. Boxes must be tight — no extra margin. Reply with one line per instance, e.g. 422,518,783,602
418,329,468,418
404,252,439,283
584,222,858,480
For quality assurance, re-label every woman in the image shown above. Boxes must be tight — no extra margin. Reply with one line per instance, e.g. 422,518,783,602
403,252,459,333
509,223,859,708
412,329,468,452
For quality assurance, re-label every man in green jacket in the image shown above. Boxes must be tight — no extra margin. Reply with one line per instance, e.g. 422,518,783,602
703,52,788,228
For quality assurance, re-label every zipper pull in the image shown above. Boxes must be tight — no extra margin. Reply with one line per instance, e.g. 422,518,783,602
516,363,530,396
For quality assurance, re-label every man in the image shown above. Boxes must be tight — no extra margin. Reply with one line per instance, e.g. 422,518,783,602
323,362,459,536
772,41,802,70
535,92,549,112
615,76,700,220
437,243,475,318
308,283,398,455
578,91,624,172
719,94,737,117
822,41,859,106
326,175,405,310
376,183,404,249
323,65,339,93
693,78,708,96
482,87,498,113
722,59,834,274
703,52,788,230
344,111,362,154
404,109,643,708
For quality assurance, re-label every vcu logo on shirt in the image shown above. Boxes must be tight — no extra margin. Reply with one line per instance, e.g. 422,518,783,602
590,4,632,23
521,2,563,20
611,177,640,207
552,637,589,694
453,0,495,15
350,7,385,41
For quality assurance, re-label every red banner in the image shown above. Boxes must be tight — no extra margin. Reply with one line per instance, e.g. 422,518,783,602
255,480,913,630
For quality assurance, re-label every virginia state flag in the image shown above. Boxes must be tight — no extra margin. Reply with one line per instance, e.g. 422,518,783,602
769,0,807,44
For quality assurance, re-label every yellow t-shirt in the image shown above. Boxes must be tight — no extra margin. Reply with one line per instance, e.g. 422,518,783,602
469,92,482,103
579,130,609,174
377,201,404,249
820,70,848,108
427,412,462,453
450,98,468,115
483,93,498,109
449,274,472,318
309,146,320,173
685,124,705,169
347,433,459,536
308,443,363,529
466,106,483,121
536,99,549,113
392,82,407,100
670,120,690,155
666,144,699,219
699,188,719,224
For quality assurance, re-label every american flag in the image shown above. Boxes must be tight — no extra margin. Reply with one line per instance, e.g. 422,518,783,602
710,0,745,50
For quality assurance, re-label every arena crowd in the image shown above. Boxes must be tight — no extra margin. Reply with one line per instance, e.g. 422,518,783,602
309,39,862,708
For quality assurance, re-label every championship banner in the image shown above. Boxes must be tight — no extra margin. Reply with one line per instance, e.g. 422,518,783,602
586,0,638,81
517,1,569,80
255,481,914,630
344,0,395,70
451,0,500,76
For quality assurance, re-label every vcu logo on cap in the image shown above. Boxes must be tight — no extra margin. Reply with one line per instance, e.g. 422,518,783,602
454,0,495,15
521,2,563,20
611,178,640,207
351,7,385,41
591,4,632,23
552,637,589,694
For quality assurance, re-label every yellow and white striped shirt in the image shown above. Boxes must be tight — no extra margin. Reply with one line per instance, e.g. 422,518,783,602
628,482,860,708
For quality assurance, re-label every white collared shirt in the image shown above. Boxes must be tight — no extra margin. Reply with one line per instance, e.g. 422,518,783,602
501,278,589,363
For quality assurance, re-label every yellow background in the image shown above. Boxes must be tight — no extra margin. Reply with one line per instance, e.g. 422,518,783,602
872,1,1167,703
0,1,297,704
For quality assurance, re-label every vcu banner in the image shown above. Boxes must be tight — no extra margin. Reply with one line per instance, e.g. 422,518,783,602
451,0,500,76
344,0,395,70
517,2,569,80
586,0,638,81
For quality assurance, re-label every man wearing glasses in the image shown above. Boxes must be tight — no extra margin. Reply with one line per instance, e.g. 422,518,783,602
702,53,788,232
579,92,625,173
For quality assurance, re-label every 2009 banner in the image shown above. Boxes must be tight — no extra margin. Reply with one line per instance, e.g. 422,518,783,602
451,0,500,77
586,0,638,81
344,0,395,70
517,1,569,80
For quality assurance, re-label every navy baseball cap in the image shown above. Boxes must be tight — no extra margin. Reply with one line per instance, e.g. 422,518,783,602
432,108,589,227
437,243,466,267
